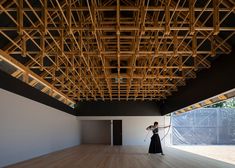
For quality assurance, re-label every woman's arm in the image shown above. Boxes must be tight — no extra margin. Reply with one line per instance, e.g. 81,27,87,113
165,125,171,128
158,125,171,128
146,125,154,130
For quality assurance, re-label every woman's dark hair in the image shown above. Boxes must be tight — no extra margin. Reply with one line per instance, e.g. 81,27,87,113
154,122,158,125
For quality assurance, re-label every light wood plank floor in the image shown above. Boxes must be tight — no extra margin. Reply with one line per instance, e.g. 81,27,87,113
7,145,235,168
172,145,235,165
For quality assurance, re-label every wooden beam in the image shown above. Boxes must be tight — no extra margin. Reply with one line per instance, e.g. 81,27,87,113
0,49,75,105
192,33,197,57
17,0,23,35
213,0,220,35
189,0,195,35
165,0,170,35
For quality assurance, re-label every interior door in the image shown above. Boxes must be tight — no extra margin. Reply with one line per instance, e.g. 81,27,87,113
113,120,122,145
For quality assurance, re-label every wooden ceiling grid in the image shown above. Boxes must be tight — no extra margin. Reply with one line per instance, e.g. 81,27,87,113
0,0,234,103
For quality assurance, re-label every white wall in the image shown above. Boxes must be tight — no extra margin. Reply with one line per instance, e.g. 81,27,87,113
0,89,81,167
81,120,111,144
78,116,170,146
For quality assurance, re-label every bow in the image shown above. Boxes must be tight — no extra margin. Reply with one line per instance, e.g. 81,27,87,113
161,113,172,141
144,130,150,142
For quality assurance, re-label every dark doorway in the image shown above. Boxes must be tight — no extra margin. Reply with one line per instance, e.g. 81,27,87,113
113,120,122,145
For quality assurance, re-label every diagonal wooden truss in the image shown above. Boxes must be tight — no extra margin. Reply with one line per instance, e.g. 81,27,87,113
0,0,234,103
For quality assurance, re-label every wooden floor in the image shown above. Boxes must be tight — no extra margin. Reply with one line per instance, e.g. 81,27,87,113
172,145,235,165
7,145,235,168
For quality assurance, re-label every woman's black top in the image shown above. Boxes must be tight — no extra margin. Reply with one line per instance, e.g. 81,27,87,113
147,125,159,134
152,127,158,134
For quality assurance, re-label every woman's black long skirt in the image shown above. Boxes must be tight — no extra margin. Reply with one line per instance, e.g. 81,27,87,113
148,134,163,154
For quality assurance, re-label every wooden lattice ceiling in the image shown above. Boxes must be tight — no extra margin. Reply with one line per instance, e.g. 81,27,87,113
0,0,234,103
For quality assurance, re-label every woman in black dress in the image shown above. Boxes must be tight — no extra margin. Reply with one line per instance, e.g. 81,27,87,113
146,122,170,155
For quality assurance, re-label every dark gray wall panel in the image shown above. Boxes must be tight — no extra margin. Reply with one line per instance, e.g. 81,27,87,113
81,120,111,144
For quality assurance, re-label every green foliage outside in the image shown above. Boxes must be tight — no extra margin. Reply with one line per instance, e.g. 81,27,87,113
206,97,235,108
